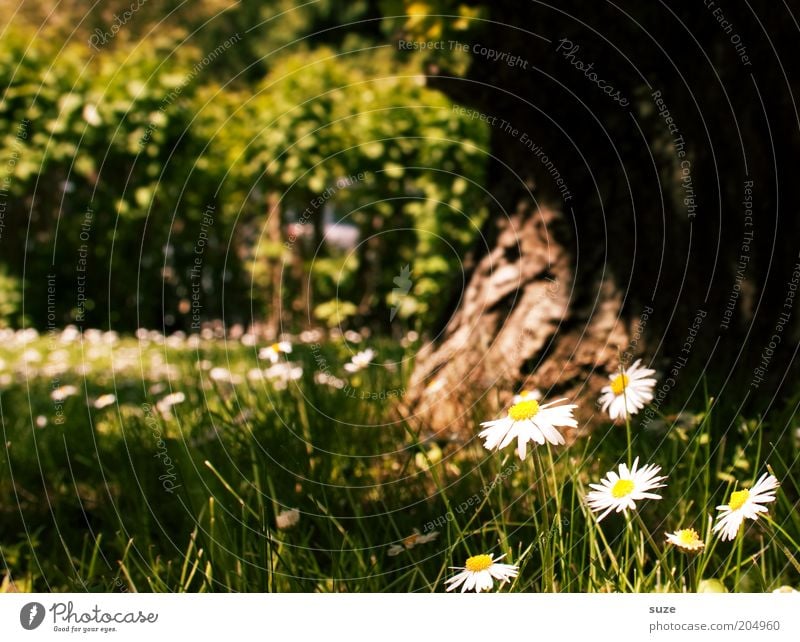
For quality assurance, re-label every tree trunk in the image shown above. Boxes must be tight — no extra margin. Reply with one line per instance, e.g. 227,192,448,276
404,1,800,436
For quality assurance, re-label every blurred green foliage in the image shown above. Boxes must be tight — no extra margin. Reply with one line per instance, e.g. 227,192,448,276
0,2,488,331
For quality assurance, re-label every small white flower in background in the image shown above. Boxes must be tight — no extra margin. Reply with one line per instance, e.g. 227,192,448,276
17,328,39,344
387,529,439,556
43,363,68,378
60,326,81,343
247,368,266,381
47,348,70,363
599,359,657,421
165,333,185,349
93,394,116,409
665,527,705,553
586,457,667,522
209,367,242,384
23,349,42,363
82,103,102,126
299,328,323,343
344,329,363,343
344,348,375,373
713,473,779,542
276,508,300,530
512,388,542,404
265,362,303,390
314,371,346,389
35,415,48,428
479,398,577,459
240,333,257,347
445,554,518,593
156,392,185,414
259,341,292,364
51,385,78,402
772,586,798,593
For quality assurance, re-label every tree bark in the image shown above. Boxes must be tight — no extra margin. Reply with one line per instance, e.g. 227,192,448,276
404,1,800,436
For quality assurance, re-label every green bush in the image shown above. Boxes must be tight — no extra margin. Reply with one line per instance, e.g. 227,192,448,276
0,22,488,332
0,268,22,327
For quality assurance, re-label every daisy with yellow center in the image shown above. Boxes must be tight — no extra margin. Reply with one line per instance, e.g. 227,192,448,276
479,397,577,459
586,456,667,521
713,473,779,541
259,341,292,364
599,359,657,421
665,528,705,552
444,553,518,593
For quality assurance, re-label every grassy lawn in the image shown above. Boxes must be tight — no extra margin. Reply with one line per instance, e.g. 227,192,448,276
0,328,798,592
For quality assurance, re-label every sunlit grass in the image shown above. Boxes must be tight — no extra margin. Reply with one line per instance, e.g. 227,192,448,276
0,328,798,592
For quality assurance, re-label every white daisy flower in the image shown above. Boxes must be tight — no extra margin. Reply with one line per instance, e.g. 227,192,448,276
713,473,779,542
259,341,292,364
445,553,518,593
344,348,375,373
51,385,78,401
599,359,657,421
512,389,542,404
209,367,243,384
665,527,705,553
479,398,577,460
247,368,266,381
156,391,185,414
82,103,102,126
586,457,667,521
387,529,440,556
265,362,303,389
93,394,116,409
314,371,346,389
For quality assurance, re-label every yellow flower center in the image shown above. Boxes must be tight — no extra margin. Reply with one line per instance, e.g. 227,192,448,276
403,534,419,548
728,489,750,511
610,374,630,395
465,554,493,572
508,399,540,421
271,343,281,351
611,478,635,498
677,528,701,545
